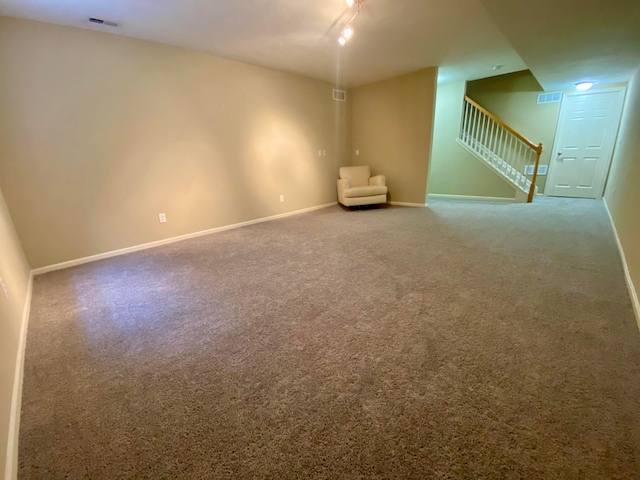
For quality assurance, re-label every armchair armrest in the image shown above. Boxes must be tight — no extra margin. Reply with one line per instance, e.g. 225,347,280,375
337,178,350,205
369,175,386,186
337,178,351,191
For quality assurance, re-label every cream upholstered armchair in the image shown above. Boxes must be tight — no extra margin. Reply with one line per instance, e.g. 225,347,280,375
337,166,388,207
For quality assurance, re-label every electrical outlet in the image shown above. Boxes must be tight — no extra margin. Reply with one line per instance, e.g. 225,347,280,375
318,150,322,157
158,213,167,223
356,149,360,156
279,195,284,203
322,150,327,157
0,277,8,298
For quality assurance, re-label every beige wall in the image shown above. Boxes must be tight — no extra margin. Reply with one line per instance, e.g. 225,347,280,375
428,80,516,198
0,187,31,479
466,70,561,193
0,17,350,268
604,67,640,319
350,68,437,205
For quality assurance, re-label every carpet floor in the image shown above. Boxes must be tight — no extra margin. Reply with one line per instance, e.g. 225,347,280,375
19,197,640,479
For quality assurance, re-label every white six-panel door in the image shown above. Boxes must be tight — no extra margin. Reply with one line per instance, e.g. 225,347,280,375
546,88,625,199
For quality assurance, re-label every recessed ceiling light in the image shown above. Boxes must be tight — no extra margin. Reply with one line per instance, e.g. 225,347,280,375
576,82,595,91
345,0,355,6
338,36,347,46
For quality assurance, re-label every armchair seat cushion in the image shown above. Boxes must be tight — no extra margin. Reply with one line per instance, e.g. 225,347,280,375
344,185,388,198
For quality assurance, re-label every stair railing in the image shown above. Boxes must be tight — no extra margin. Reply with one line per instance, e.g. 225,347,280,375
460,95,543,203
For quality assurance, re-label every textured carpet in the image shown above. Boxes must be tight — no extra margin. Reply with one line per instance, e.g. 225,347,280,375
19,198,640,479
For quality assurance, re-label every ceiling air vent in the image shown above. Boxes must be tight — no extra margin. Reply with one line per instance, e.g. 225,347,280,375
537,92,562,104
88,17,120,28
333,89,347,102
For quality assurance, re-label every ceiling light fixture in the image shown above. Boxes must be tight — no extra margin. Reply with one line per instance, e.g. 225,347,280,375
576,81,595,91
343,25,354,39
338,0,365,46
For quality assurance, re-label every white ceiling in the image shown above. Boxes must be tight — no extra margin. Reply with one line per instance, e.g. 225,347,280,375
479,0,640,91
0,0,526,87
0,0,638,89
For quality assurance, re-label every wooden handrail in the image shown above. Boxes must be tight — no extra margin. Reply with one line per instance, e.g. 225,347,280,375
464,95,542,154
528,145,543,203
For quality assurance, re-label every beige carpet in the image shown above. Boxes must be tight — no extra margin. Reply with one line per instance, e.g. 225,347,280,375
19,197,640,479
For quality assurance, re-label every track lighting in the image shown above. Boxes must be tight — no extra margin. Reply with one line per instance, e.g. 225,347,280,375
343,25,354,39
338,0,365,46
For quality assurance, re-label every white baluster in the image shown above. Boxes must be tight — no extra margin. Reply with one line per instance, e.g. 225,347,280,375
506,134,513,174
461,101,470,142
491,121,498,159
479,112,487,154
479,113,486,154
498,126,503,161
470,105,478,147
482,115,489,155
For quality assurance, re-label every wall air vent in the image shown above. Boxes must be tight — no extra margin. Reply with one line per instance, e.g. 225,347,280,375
88,17,120,28
537,92,562,104
333,89,347,102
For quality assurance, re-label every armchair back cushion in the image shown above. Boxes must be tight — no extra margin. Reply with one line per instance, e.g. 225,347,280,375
339,166,371,187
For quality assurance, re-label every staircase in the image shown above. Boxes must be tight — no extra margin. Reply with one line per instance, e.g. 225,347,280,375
458,95,543,203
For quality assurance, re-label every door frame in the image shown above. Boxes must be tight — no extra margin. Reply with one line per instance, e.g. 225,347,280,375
545,86,626,199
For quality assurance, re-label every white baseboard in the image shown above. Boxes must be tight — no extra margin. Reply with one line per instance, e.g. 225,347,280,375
388,201,428,208
5,272,33,480
604,199,640,331
428,194,515,202
33,202,337,275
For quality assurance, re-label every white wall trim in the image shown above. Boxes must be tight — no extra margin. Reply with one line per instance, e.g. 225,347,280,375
428,194,515,202
33,202,337,275
604,198,640,331
5,272,33,480
388,201,428,208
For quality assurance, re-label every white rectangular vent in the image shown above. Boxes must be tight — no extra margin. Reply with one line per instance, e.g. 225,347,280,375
88,17,120,28
523,164,549,176
333,89,346,102
537,92,562,104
